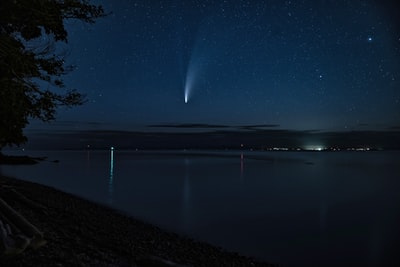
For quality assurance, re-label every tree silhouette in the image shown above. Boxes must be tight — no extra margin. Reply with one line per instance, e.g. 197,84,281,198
0,0,106,151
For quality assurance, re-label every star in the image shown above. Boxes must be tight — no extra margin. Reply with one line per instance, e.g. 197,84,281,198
23,1,399,135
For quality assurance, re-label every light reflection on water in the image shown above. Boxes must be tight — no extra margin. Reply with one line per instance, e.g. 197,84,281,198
182,158,191,232
1,150,400,266
108,148,114,205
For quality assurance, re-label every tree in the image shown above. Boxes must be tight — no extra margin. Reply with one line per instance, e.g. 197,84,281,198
0,0,106,151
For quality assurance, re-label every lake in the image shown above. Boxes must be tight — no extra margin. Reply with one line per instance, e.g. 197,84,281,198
1,150,399,266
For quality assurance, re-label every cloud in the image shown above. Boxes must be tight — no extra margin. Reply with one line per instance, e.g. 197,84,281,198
237,124,280,130
148,123,229,129
148,123,280,131
388,126,400,130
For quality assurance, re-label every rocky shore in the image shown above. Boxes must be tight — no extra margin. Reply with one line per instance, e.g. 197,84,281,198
0,175,276,267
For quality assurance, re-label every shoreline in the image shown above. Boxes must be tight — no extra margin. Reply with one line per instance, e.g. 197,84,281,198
0,175,275,266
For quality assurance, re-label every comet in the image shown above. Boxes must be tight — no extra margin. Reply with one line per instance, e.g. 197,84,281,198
183,20,212,104
184,64,194,104
184,82,189,103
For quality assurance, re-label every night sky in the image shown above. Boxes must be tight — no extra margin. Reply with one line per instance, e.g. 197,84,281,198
26,0,400,149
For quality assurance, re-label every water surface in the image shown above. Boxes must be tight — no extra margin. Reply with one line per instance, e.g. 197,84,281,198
1,150,399,266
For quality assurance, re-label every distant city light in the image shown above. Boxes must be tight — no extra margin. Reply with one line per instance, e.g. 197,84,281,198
303,145,326,151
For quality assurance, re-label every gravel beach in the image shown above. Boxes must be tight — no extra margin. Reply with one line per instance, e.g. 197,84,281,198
0,175,276,267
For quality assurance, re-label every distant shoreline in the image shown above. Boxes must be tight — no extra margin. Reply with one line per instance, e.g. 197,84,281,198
19,128,400,151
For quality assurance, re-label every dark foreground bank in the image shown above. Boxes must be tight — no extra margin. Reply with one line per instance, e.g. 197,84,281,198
0,175,276,267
